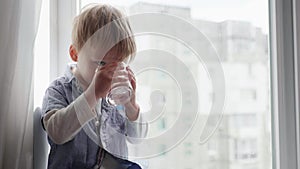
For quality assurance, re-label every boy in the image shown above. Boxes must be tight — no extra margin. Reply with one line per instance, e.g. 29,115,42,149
41,4,147,169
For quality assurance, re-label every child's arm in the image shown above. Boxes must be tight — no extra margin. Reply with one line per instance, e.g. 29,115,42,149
123,67,148,142
125,105,148,143
43,88,96,145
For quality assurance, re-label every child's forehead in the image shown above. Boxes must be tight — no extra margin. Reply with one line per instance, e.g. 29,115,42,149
97,52,123,63
89,47,125,63
102,55,120,62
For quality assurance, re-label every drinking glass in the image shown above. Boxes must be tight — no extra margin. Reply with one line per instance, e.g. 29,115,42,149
106,62,132,106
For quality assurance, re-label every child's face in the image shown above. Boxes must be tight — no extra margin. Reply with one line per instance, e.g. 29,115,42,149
77,49,122,85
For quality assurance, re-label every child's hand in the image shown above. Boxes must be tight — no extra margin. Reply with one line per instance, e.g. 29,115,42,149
84,62,118,108
124,66,140,121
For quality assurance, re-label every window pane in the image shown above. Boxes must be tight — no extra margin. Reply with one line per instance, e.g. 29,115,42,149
79,1,271,169
34,0,50,108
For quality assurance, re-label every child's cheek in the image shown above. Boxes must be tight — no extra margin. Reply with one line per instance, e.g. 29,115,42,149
82,66,95,85
88,68,96,83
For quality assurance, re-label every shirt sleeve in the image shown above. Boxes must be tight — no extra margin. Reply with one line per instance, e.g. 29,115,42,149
125,111,148,144
42,85,96,144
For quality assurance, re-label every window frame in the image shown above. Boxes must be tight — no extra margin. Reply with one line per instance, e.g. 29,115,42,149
270,0,300,168
49,0,77,81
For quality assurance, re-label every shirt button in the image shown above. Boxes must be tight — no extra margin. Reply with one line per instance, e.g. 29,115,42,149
95,120,100,127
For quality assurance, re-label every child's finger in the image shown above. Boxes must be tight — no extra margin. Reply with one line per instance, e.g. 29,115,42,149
125,66,135,79
126,66,134,74
126,69,136,90
130,78,136,91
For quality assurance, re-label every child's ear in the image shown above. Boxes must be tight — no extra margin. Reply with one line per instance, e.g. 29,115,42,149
69,45,78,62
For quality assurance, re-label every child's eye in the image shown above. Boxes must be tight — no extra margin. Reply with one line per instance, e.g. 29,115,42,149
96,61,106,67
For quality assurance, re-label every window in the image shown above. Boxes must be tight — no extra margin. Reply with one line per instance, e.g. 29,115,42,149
34,0,50,108
78,1,271,169
157,118,166,129
234,138,258,161
240,89,257,101
33,0,300,168
35,0,300,168
231,114,257,128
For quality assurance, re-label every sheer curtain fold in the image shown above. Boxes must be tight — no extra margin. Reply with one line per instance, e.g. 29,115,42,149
0,0,41,168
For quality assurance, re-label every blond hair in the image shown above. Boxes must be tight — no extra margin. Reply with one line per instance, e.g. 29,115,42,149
72,4,136,61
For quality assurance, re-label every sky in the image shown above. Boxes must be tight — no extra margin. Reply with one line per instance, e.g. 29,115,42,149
81,0,269,33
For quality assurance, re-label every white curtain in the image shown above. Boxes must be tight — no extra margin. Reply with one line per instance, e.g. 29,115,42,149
0,0,41,168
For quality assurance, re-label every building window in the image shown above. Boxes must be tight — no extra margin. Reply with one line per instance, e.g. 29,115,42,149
231,113,257,128
234,138,258,161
